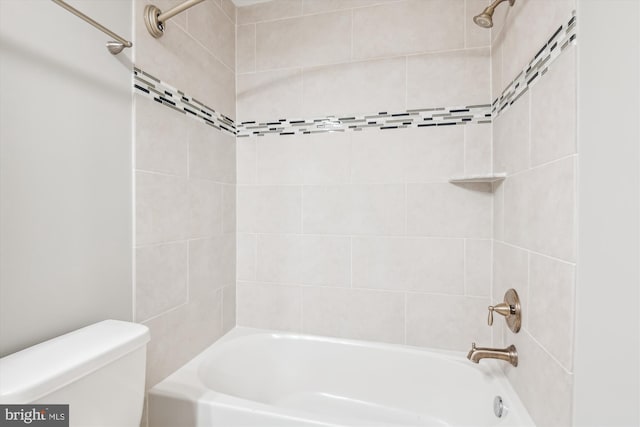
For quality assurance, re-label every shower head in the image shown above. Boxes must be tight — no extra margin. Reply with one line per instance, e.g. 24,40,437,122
473,0,515,29
473,12,494,28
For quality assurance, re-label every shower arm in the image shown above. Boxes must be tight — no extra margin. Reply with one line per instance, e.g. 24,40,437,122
482,0,515,15
144,0,206,38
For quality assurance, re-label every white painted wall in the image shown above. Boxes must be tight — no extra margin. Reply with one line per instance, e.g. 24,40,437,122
0,0,134,356
574,1,640,425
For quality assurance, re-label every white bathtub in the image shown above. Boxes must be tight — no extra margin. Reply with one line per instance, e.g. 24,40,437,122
149,328,534,427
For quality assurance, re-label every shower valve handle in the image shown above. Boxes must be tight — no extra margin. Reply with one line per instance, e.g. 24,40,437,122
487,303,513,326
487,289,522,333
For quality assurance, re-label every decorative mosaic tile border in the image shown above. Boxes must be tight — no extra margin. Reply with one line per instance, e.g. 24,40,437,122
493,12,577,117
133,68,236,136
132,12,576,139
236,105,493,138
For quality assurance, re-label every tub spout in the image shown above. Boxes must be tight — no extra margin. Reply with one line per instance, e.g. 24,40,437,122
467,342,518,367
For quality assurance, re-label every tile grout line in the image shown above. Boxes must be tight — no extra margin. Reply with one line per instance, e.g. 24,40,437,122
524,328,574,375
463,0,467,49
463,238,467,296
235,280,491,299
403,293,408,345
237,231,493,242
350,9,354,61
253,23,257,72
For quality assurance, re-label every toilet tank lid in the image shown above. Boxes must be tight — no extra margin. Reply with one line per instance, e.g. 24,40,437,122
0,320,150,404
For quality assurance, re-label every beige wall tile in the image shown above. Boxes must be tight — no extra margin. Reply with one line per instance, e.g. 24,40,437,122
220,0,236,22
302,185,352,234
143,288,222,387
135,242,188,322
182,285,224,343
504,331,574,426
222,284,236,333
144,307,185,388
465,239,491,297
187,0,235,70
489,0,510,45
237,185,302,233
530,48,577,166
528,253,575,371
135,96,188,176
352,237,464,294
350,184,406,235
406,293,490,350
302,57,406,118
188,178,223,238
504,157,575,261
405,126,465,183
143,305,189,387
237,24,256,74
351,130,407,184
302,0,401,15
464,124,492,176
404,238,464,293
237,282,302,331
352,237,407,291
407,183,492,238
493,181,504,240
237,0,303,24
188,121,235,183
352,0,464,60
256,234,351,286
237,233,257,281
255,10,351,70
493,91,530,175
492,242,528,310
465,0,491,48
302,132,351,184
491,35,503,101
237,68,303,122
407,48,490,109
256,134,305,185
189,235,235,295
302,287,404,344
242,133,352,186
303,184,405,235
136,171,189,246
222,184,236,233
236,140,257,184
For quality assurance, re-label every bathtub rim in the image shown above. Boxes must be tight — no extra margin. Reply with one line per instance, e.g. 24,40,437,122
148,326,536,427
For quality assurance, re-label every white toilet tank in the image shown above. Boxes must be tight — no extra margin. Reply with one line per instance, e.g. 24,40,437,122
0,320,150,427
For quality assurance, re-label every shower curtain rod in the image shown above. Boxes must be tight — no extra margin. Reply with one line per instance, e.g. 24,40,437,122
144,0,206,39
51,0,132,55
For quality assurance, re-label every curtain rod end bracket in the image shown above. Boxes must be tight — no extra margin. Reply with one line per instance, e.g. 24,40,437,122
106,41,125,55
144,4,165,38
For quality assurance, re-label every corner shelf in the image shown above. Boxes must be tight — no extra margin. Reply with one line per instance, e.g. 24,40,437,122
448,173,506,184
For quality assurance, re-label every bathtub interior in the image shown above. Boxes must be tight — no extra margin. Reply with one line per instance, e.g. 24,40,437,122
150,328,535,427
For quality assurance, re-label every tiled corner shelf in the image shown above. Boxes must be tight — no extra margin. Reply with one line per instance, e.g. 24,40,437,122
448,173,506,184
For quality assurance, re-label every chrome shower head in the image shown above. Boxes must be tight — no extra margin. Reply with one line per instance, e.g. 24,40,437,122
473,0,515,29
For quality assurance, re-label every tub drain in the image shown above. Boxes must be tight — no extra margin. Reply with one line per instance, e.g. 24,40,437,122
494,396,505,418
